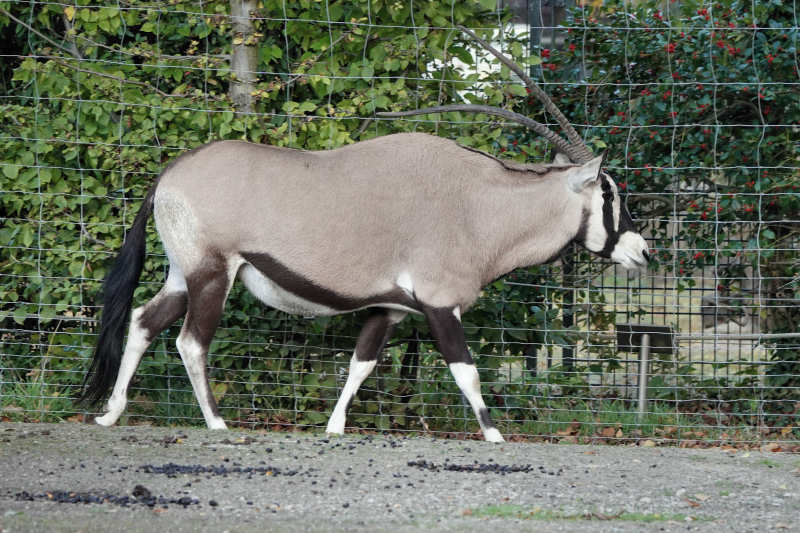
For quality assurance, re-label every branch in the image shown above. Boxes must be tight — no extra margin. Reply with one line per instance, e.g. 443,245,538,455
50,57,175,98
0,6,81,60
352,118,374,140
75,34,230,61
80,223,108,248
284,30,352,90
62,13,83,60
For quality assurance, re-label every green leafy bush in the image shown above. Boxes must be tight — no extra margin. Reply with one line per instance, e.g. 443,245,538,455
1,0,796,437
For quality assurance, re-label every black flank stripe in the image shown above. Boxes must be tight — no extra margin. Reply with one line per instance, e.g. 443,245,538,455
241,252,419,312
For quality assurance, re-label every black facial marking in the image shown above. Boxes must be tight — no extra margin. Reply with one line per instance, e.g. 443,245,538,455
599,176,617,254
596,173,641,258
422,306,474,365
241,252,419,312
571,174,638,258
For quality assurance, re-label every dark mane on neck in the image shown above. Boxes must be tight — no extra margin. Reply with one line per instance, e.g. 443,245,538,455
457,143,578,175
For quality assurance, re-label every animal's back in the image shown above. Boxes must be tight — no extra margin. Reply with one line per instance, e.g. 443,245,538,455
153,133,488,303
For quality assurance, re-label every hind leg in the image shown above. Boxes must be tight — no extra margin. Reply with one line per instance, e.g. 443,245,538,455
95,267,188,426
175,260,236,430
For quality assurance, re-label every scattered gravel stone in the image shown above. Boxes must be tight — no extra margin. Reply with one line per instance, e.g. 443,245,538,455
137,463,300,477
406,460,534,474
15,489,200,508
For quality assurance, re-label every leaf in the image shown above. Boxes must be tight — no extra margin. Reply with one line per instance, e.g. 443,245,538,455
13,306,28,325
64,6,75,21
507,84,527,97
528,55,543,66
298,101,316,113
211,382,227,398
360,63,374,79
20,225,34,247
2,164,19,179
599,426,616,437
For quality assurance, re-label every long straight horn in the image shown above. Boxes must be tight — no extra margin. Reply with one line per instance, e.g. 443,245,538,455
456,25,594,163
378,104,582,163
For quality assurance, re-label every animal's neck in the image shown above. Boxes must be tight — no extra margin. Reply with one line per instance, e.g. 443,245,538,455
476,174,584,285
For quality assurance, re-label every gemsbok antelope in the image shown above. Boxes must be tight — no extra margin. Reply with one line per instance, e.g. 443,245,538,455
81,26,649,442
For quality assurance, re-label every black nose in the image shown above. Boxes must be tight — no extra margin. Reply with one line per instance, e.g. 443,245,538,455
642,250,650,263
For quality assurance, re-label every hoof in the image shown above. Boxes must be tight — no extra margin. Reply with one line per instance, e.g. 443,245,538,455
94,412,119,427
484,428,505,443
207,418,228,430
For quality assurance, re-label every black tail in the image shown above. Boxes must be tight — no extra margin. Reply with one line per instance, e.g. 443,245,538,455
79,187,157,406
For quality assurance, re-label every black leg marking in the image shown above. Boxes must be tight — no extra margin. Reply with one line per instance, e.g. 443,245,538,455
422,305,504,442
138,291,188,340
177,258,231,425
479,407,497,431
326,309,401,434
354,309,397,362
92,285,188,428
422,306,473,365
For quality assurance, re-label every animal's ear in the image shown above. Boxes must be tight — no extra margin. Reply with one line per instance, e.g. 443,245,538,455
553,151,573,165
567,153,605,193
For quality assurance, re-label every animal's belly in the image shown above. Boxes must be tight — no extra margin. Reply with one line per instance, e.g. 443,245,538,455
238,261,421,317
238,264,341,316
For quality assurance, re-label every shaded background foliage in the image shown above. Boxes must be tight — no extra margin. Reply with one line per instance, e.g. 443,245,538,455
0,0,797,440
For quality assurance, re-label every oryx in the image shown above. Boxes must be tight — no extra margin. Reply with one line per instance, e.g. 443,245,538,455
81,26,649,442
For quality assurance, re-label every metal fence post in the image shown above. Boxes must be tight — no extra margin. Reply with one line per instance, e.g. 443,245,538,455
637,333,651,423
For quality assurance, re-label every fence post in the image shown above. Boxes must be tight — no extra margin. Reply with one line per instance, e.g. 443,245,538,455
562,249,575,371
637,333,651,423
230,0,258,113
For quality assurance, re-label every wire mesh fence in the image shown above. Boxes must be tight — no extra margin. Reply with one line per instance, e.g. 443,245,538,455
0,0,798,447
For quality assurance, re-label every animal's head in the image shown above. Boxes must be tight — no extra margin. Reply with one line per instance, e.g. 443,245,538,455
377,25,650,270
563,154,650,270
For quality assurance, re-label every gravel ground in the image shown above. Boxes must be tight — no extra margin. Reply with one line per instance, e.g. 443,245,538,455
0,422,798,533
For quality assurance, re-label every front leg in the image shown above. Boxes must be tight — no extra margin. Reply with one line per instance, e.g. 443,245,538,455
326,309,405,435
423,305,504,443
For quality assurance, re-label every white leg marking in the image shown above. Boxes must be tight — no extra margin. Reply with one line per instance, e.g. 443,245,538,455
326,353,377,435
448,362,505,443
95,307,151,427
176,334,227,430
452,306,461,321
164,262,188,293
483,427,505,443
